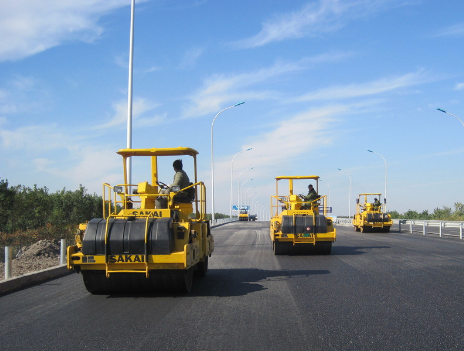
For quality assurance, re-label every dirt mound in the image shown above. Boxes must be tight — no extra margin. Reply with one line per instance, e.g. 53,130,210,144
1,240,62,281
16,239,61,260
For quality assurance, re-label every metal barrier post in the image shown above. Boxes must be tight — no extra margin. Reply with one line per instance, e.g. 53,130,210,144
460,223,463,240
5,246,12,280
398,220,401,232
439,222,443,238
60,239,66,265
423,221,426,236
410,221,413,233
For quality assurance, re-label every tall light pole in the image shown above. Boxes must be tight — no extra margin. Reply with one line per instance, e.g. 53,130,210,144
211,102,245,222
126,0,135,187
245,189,256,208
230,148,252,219
240,178,253,209
338,168,352,218
367,149,387,211
437,108,464,128
238,167,253,210
251,196,259,212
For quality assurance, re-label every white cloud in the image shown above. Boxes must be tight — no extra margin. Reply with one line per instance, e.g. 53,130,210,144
182,53,349,118
0,75,43,115
33,145,122,194
455,83,464,90
95,97,163,129
0,0,149,62
179,47,204,69
231,0,400,49
293,70,429,102
213,105,347,186
0,124,72,152
434,23,464,37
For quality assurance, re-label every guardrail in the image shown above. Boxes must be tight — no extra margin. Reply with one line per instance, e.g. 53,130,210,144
334,217,464,240
396,219,464,239
211,218,236,226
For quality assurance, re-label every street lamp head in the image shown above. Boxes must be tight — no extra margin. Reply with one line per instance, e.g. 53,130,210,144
367,150,373,153
245,147,252,151
337,168,341,171
235,101,245,106
437,108,446,113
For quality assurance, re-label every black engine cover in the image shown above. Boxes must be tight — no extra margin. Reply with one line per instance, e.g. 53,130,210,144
82,217,174,255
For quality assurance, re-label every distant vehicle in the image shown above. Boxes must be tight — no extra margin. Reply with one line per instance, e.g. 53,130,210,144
249,214,257,221
239,209,250,221
352,193,392,233
270,175,336,255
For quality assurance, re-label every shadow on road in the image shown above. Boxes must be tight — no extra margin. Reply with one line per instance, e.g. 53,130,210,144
105,268,329,298
331,245,391,256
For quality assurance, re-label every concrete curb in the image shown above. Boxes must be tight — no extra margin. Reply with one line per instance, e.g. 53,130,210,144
0,265,72,296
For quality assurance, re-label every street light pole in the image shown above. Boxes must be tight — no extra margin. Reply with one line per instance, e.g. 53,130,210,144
126,0,135,188
245,189,256,208
437,108,464,128
238,167,253,210
230,148,252,219
211,102,245,223
240,178,253,209
337,168,352,218
367,149,387,211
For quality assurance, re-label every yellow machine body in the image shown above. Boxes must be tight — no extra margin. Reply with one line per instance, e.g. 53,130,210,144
239,209,250,221
269,176,336,255
352,193,392,233
67,147,213,294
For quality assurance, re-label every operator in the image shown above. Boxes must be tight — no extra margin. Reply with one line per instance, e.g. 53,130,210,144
301,184,318,209
373,198,381,211
155,159,190,208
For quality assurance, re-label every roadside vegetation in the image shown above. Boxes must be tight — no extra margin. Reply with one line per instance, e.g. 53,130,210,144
389,203,464,221
0,180,233,260
0,180,102,260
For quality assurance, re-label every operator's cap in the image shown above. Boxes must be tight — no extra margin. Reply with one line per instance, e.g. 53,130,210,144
308,184,313,188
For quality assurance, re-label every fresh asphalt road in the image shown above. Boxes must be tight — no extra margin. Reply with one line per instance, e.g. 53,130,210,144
1,222,464,351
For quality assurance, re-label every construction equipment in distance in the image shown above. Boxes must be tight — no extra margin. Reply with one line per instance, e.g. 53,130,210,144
352,193,392,233
269,176,336,255
67,147,213,294
239,208,250,221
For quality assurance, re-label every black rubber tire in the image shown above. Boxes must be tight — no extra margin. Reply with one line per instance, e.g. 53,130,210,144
274,241,291,255
82,268,195,294
194,257,208,277
315,241,332,255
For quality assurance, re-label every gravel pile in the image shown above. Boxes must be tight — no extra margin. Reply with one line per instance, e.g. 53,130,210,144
0,240,62,280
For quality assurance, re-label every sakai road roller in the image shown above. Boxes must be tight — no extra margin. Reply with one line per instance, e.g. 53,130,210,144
269,176,336,255
67,147,213,294
239,208,250,221
352,193,392,233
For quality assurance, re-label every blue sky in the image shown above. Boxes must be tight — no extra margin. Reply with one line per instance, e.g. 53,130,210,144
1,0,464,217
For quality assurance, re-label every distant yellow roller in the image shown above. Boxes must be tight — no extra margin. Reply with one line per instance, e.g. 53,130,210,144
269,176,336,255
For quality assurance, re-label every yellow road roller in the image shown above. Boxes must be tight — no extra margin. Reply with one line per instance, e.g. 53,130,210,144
67,147,213,294
270,176,336,255
239,208,250,221
352,193,392,233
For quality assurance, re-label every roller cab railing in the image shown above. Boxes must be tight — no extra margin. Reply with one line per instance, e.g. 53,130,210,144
102,181,207,221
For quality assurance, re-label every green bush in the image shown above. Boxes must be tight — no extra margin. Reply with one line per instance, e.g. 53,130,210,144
0,180,103,254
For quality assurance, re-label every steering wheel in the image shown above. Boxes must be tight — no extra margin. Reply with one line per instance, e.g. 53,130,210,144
156,181,169,189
